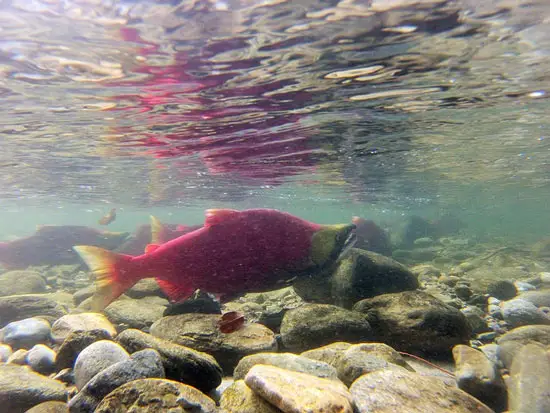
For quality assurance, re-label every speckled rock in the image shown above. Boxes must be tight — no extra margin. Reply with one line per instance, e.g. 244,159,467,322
300,342,352,367
452,344,507,412
26,344,57,375
496,325,550,369
94,378,217,413
486,280,517,300
115,328,222,393
0,343,12,361
0,364,67,413
280,304,372,352
353,291,472,355
25,401,69,413
0,317,51,349
501,298,550,327
0,295,67,328
72,286,95,306
150,313,277,374
335,343,414,386
234,352,339,381
220,379,282,413
0,270,47,297
73,340,130,390
51,313,116,344
245,364,354,413
104,296,168,331
508,342,550,413
461,306,491,334
350,369,494,413
293,249,418,308
55,329,112,370
68,349,165,413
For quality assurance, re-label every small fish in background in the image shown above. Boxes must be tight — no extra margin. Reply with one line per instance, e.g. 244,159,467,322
352,216,393,256
0,225,130,269
218,311,246,333
98,208,117,226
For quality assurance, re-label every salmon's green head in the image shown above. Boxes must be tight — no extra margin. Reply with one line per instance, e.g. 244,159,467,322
310,223,356,268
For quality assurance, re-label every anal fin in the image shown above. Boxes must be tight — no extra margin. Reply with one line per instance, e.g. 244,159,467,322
156,278,195,303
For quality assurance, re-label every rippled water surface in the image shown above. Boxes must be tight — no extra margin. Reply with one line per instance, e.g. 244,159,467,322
0,0,549,239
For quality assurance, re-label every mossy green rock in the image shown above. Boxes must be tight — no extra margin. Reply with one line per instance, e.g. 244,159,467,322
280,304,372,352
0,364,67,413
353,290,472,356
95,378,217,413
293,249,418,308
116,328,222,393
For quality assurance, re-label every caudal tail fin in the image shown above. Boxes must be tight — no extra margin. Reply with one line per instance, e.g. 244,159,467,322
73,246,138,312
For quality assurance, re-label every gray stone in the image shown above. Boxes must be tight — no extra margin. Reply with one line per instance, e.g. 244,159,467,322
73,340,129,390
126,279,165,298
7,348,28,364
68,349,165,413
234,352,339,381
95,378,217,413
501,298,550,327
115,328,222,393
508,343,550,413
0,364,67,413
0,270,47,297
150,313,277,374
496,325,550,369
280,303,372,352
0,317,51,349
51,313,117,344
353,291,472,356
350,369,494,413
486,280,517,300
0,295,67,328
452,344,507,412
26,344,57,375
55,329,113,370
461,306,491,334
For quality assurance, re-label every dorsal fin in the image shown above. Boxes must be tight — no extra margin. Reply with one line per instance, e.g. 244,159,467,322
150,215,165,244
204,209,240,227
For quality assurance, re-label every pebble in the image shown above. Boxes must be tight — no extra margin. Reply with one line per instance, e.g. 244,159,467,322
0,364,67,412
95,378,217,413
280,303,372,352
73,340,130,390
26,344,57,375
245,364,354,413
501,298,550,327
220,379,282,413
55,329,113,370
51,313,117,344
496,325,550,369
0,317,51,349
514,281,536,292
452,344,507,412
350,368,494,413
540,272,550,284
487,280,517,300
68,349,165,413
25,401,69,413
7,348,28,364
508,342,550,413
234,352,339,381
115,328,223,393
